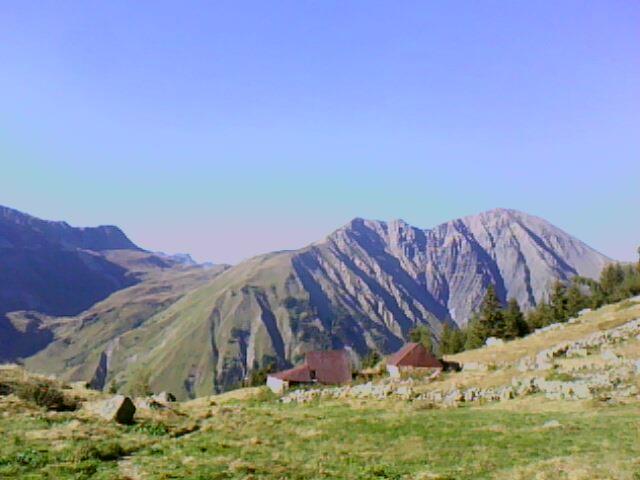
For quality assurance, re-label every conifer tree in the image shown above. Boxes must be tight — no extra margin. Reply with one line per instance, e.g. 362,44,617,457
550,281,569,322
526,300,553,330
464,313,485,350
440,324,466,354
409,324,433,353
479,284,504,338
440,324,454,355
566,282,587,318
502,298,527,339
450,327,467,354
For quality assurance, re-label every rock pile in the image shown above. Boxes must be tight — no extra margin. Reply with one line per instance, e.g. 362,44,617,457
517,318,640,372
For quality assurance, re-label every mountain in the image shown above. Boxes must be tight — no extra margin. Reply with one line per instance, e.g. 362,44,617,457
0,205,217,361
24,208,611,398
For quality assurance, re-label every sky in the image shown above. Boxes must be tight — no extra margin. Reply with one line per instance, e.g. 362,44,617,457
1,1,639,264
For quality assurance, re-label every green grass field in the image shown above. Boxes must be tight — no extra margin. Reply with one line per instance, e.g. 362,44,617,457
2,393,640,479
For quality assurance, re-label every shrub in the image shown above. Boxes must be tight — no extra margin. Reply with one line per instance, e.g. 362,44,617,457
14,382,77,411
14,449,47,468
133,421,170,436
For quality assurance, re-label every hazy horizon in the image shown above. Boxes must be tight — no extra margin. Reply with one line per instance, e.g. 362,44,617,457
2,1,639,264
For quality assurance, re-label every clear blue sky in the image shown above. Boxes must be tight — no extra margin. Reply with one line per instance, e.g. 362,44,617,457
1,1,638,264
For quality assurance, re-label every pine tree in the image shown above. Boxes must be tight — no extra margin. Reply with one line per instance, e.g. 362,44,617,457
479,285,505,338
440,324,466,355
451,328,466,353
550,281,569,323
502,298,527,339
526,300,553,331
566,283,587,318
464,314,485,350
440,324,454,355
409,324,433,353
600,263,625,301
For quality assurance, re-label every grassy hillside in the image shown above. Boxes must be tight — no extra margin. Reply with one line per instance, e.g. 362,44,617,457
25,265,228,389
3,297,640,479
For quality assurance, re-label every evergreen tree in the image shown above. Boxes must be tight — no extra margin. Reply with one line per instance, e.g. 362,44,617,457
464,313,485,350
451,327,467,353
600,263,625,301
409,324,433,353
550,281,569,322
479,285,505,338
526,300,553,330
502,298,527,339
566,282,587,318
440,324,466,354
440,324,454,355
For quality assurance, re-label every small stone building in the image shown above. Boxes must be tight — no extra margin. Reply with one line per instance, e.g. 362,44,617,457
386,342,442,378
266,349,352,394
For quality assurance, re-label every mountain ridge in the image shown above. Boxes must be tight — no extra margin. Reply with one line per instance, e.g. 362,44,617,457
24,207,611,398
0,204,217,361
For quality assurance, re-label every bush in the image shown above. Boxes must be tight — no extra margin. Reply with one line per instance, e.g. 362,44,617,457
14,449,47,468
361,351,382,369
132,421,170,436
14,382,77,411
72,440,127,462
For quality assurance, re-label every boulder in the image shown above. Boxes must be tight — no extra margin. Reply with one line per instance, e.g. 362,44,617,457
485,337,504,347
462,362,488,372
152,391,176,403
133,397,165,411
84,395,136,424
542,420,561,429
601,350,622,363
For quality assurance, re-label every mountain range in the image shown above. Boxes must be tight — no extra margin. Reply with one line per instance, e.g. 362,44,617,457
0,205,610,398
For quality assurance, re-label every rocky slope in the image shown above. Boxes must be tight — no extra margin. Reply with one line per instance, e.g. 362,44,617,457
25,208,611,398
0,205,218,361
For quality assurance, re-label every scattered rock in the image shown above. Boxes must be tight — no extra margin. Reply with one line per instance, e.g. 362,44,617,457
152,391,176,403
462,362,488,372
84,395,136,424
133,397,165,411
542,420,561,429
485,337,504,347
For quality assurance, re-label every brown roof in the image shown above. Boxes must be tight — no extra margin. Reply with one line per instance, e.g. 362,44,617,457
387,343,442,368
268,349,352,385
306,350,352,385
271,364,312,382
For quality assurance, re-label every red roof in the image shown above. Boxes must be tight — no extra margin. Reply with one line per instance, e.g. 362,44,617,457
387,343,442,368
268,349,352,385
271,364,312,382
306,350,352,385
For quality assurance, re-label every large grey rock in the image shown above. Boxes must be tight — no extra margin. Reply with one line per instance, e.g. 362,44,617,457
85,395,136,424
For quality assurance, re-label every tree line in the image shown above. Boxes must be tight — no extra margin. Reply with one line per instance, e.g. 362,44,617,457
437,251,640,355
